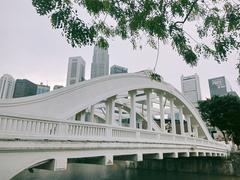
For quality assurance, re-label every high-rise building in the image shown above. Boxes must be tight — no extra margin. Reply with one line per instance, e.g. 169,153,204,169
66,56,86,86
208,76,235,97
91,45,109,78
181,74,202,107
53,85,64,90
13,79,37,98
0,74,15,99
110,65,128,74
37,83,50,94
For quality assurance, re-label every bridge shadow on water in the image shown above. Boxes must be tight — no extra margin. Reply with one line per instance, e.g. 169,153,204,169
12,163,238,180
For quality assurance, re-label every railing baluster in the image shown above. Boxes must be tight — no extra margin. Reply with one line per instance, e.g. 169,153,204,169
2,118,7,131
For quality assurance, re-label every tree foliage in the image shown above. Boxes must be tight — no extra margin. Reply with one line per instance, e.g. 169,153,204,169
198,95,240,145
32,0,240,67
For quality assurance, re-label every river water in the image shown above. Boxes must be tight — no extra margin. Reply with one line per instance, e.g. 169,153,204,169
13,163,239,180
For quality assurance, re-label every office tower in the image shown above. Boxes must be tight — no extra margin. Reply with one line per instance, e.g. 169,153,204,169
66,56,86,86
13,79,37,98
0,74,15,99
110,65,128,74
181,74,202,107
37,83,50,94
91,45,109,78
53,85,64,90
208,76,237,97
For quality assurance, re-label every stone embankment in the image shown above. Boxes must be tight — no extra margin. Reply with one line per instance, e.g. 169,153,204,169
122,152,240,176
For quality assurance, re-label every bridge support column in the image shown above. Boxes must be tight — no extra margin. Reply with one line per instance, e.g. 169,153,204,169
145,89,152,131
80,110,86,122
90,105,95,122
129,90,137,128
106,96,116,125
193,125,199,138
170,98,176,134
158,152,163,159
118,107,122,126
51,158,67,171
158,93,165,132
103,155,113,165
186,114,192,136
136,153,143,161
178,106,185,135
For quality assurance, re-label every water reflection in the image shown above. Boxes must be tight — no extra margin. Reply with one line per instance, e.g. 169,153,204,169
13,163,239,180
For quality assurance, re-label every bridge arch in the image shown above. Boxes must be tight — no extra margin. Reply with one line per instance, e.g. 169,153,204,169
0,72,229,180
0,71,211,140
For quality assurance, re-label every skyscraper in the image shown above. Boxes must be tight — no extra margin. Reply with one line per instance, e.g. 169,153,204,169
208,76,236,97
0,74,15,99
66,56,86,86
91,45,109,78
13,79,37,98
181,74,202,107
37,83,50,94
110,65,128,74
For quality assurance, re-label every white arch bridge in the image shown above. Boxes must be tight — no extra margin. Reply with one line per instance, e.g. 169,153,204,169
0,71,228,179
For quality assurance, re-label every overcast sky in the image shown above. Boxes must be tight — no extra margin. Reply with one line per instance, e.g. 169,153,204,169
0,0,239,99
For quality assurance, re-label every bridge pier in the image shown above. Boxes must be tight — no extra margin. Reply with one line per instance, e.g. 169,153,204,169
102,155,113,165
34,158,67,171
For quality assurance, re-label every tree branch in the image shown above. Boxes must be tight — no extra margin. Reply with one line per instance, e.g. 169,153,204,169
174,0,199,26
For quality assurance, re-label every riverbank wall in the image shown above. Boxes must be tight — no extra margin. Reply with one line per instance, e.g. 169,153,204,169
122,152,240,176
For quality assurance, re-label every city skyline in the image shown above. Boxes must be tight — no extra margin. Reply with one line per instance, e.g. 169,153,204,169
0,0,239,98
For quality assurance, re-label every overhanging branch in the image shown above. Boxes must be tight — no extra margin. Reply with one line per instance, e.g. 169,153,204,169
174,0,199,26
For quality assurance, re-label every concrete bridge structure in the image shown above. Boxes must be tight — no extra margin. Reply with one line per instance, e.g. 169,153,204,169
0,71,228,179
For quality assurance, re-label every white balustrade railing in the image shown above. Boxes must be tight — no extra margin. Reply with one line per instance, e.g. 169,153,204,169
67,123,106,138
0,115,227,151
112,128,136,139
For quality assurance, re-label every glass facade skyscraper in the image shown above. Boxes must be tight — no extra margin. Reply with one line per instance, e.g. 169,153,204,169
0,74,15,99
91,46,109,78
66,56,86,86
208,76,234,97
181,74,202,107
13,79,37,98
